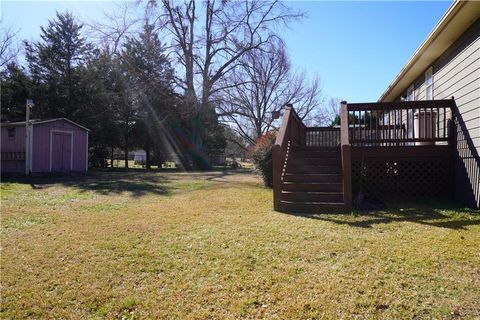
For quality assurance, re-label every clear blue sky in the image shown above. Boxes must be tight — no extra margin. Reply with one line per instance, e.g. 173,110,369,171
1,0,452,102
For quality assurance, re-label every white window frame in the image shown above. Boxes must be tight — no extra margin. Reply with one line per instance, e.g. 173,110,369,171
425,67,433,100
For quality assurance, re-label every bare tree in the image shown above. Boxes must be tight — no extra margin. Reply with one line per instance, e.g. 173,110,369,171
217,40,323,145
319,97,343,127
146,0,302,136
0,25,19,68
85,2,142,56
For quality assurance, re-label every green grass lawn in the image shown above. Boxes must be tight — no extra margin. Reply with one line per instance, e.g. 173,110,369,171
1,171,479,319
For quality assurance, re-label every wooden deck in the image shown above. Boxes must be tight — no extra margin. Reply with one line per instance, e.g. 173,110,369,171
273,99,455,213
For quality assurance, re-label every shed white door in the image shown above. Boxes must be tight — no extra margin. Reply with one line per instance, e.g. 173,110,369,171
51,132,72,172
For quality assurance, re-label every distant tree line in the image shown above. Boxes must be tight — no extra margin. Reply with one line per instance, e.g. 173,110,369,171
1,1,336,170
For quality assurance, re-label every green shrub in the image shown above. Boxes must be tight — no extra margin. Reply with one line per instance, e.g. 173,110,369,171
250,131,276,187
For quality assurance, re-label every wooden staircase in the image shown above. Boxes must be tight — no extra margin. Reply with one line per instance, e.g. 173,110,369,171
272,104,352,214
279,146,347,213
273,101,454,213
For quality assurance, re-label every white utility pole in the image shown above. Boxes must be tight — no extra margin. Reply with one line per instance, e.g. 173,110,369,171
25,99,34,175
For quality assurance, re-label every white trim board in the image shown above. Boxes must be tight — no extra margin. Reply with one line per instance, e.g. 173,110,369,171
28,125,33,174
85,131,89,172
2,118,91,131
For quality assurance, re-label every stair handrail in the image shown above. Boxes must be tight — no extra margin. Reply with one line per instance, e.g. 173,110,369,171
272,104,306,211
340,101,353,209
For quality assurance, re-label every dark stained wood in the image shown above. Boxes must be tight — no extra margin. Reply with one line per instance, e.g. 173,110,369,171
347,99,454,111
340,102,353,210
306,127,340,147
351,145,451,159
342,144,352,209
351,145,453,200
347,99,453,146
273,100,454,213
273,106,292,211
350,137,450,143
273,105,309,211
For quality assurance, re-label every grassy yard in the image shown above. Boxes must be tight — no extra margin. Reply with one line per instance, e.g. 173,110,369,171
1,170,479,319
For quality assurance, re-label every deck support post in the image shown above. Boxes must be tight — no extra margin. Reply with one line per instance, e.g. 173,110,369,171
340,101,353,210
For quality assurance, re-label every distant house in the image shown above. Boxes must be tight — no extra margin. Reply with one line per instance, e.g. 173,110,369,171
1,118,89,175
133,150,146,165
379,1,480,208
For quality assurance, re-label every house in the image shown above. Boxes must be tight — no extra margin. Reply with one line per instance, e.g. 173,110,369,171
1,118,89,175
272,0,479,212
133,150,147,165
379,1,480,209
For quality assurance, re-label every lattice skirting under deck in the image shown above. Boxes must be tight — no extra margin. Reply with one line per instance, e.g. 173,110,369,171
352,159,452,199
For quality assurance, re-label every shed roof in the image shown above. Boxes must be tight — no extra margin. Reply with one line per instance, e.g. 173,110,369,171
0,118,90,131
379,0,480,102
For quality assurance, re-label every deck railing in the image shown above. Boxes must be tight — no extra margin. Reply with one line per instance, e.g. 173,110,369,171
340,102,353,209
272,99,454,211
346,99,454,146
272,104,306,211
306,127,340,147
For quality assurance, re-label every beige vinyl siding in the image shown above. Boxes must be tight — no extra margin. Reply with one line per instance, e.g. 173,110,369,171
434,37,479,83
394,18,480,208
435,20,479,209
415,83,426,101
434,34,479,151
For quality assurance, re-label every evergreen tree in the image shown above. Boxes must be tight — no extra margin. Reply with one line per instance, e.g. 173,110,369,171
0,62,33,122
121,23,176,168
25,11,92,119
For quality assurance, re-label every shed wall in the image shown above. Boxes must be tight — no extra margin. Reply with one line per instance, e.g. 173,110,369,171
1,126,26,173
32,120,88,173
1,119,88,174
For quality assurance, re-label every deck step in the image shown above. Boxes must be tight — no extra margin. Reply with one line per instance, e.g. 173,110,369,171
290,151,340,159
288,158,340,167
285,164,341,174
282,182,343,192
289,157,340,165
279,201,347,214
291,146,340,152
283,173,342,183
278,146,346,214
281,191,343,202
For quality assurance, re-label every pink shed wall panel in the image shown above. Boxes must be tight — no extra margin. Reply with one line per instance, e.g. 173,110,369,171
1,126,26,151
1,119,88,174
1,126,26,173
31,120,88,173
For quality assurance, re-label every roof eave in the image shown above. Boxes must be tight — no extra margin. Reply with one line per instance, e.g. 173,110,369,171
0,118,91,131
379,0,480,102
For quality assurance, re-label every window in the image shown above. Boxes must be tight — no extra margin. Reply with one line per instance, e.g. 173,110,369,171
425,67,433,100
7,128,15,139
407,85,415,101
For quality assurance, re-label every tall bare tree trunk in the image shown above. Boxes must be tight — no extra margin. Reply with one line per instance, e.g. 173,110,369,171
124,149,129,168
111,145,114,167
145,141,151,170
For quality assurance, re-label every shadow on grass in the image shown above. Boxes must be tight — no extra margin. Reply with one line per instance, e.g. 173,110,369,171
2,170,171,197
285,201,480,230
1,168,256,198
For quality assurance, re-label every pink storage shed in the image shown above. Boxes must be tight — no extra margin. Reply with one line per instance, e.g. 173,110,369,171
1,118,89,175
